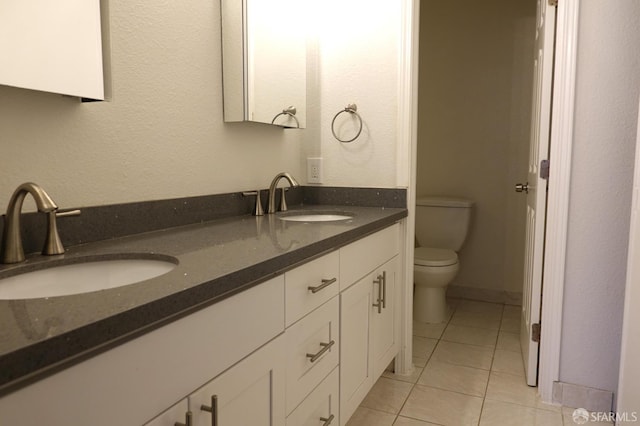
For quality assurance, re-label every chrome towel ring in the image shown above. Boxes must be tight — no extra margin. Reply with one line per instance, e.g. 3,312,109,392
331,103,363,143
271,106,300,128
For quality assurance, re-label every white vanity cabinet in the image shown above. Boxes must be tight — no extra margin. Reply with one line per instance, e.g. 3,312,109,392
339,224,400,425
0,221,403,426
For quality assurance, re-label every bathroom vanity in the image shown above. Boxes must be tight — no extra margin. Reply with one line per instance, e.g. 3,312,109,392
0,203,406,426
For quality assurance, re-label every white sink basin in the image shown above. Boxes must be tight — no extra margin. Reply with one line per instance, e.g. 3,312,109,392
0,257,177,300
278,212,353,222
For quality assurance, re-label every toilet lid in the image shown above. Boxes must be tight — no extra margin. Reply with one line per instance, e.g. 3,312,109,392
414,247,458,267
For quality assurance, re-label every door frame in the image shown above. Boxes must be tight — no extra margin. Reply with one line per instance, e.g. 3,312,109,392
398,0,580,402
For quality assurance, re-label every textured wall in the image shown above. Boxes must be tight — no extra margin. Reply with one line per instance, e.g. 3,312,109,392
560,0,640,395
0,0,304,213
416,0,535,294
313,0,401,188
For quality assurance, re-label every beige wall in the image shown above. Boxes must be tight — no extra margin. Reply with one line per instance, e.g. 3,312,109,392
416,0,535,294
0,0,405,215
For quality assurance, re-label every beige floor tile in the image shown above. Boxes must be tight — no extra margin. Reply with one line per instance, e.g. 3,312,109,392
412,336,438,360
536,399,562,413
479,399,563,426
480,399,537,426
413,320,447,339
432,340,494,370
360,377,414,415
451,310,502,329
393,416,439,425
457,300,504,316
500,316,521,333
418,359,489,397
413,356,428,368
503,305,522,320
442,324,498,348
383,365,424,384
492,349,525,376
485,371,538,408
496,331,521,352
346,407,396,426
400,385,483,425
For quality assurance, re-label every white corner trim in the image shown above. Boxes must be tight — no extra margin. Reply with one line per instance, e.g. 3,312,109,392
538,0,580,403
395,0,420,376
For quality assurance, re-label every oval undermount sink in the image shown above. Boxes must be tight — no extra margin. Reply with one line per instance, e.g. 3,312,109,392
277,211,354,222
0,256,177,300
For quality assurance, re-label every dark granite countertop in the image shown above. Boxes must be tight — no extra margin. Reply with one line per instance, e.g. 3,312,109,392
0,204,407,395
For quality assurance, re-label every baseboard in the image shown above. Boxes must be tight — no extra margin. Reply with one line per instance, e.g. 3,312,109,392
446,284,522,305
552,381,614,412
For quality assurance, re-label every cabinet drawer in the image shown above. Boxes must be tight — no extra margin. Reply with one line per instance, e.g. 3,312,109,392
285,250,339,326
285,297,340,414
340,223,400,291
286,367,339,426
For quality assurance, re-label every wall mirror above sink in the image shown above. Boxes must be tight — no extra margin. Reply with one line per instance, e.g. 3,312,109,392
0,0,109,100
221,0,307,129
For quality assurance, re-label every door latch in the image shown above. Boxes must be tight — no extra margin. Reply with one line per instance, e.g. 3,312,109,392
540,159,550,180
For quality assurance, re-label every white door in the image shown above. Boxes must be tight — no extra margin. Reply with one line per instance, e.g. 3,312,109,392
517,0,556,387
616,97,640,416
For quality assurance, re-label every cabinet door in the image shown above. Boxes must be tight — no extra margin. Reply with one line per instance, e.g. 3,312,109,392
371,256,399,379
339,276,373,425
189,334,285,426
286,367,339,426
144,399,188,426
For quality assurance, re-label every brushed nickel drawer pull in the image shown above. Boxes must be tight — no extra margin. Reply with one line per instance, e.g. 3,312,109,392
200,395,218,426
308,278,337,294
306,340,335,362
320,414,335,425
174,411,192,426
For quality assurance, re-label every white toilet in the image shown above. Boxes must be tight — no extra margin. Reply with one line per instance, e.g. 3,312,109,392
414,196,474,323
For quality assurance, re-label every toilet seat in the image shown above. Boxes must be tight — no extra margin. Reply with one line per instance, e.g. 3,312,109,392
414,247,458,267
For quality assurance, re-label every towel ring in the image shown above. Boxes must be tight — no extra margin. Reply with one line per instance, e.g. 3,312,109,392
331,104,363,143
271,106,300,128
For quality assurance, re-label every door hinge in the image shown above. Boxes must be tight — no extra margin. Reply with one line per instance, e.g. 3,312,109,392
540,159,550,180
548,0,558,6
532,323,541,343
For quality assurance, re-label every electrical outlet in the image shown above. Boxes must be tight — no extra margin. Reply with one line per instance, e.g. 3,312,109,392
307,157,323,184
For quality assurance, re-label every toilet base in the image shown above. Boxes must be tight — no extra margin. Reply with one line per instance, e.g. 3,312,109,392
414,285,448,323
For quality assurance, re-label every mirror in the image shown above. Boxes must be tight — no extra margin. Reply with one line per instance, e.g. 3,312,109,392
221,0,306,128
0,0,107,100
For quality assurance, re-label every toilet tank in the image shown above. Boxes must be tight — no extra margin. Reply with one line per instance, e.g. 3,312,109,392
415,196,474,251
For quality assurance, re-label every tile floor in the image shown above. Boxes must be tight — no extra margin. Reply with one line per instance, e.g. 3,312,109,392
345,299,614,426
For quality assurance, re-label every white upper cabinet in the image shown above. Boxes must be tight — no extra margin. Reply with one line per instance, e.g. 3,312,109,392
0,0,106,100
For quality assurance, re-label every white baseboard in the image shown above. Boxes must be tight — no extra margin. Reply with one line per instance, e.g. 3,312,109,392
447,284,522,306
552,381,614,413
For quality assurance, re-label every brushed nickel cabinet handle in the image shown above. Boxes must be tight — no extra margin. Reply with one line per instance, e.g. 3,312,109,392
174,411,192,426
320,414,335,425
200,395,218,426
372,274,383,314
308,277,337,294
306,340,335,363
381,271,387,309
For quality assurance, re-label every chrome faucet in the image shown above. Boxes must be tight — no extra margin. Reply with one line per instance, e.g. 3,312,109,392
1,182,74,264
267,172,300,214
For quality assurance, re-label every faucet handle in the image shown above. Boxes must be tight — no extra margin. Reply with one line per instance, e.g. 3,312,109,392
56,209,82,218
279,187,289,212
242,191,264,216
43,209,81,256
